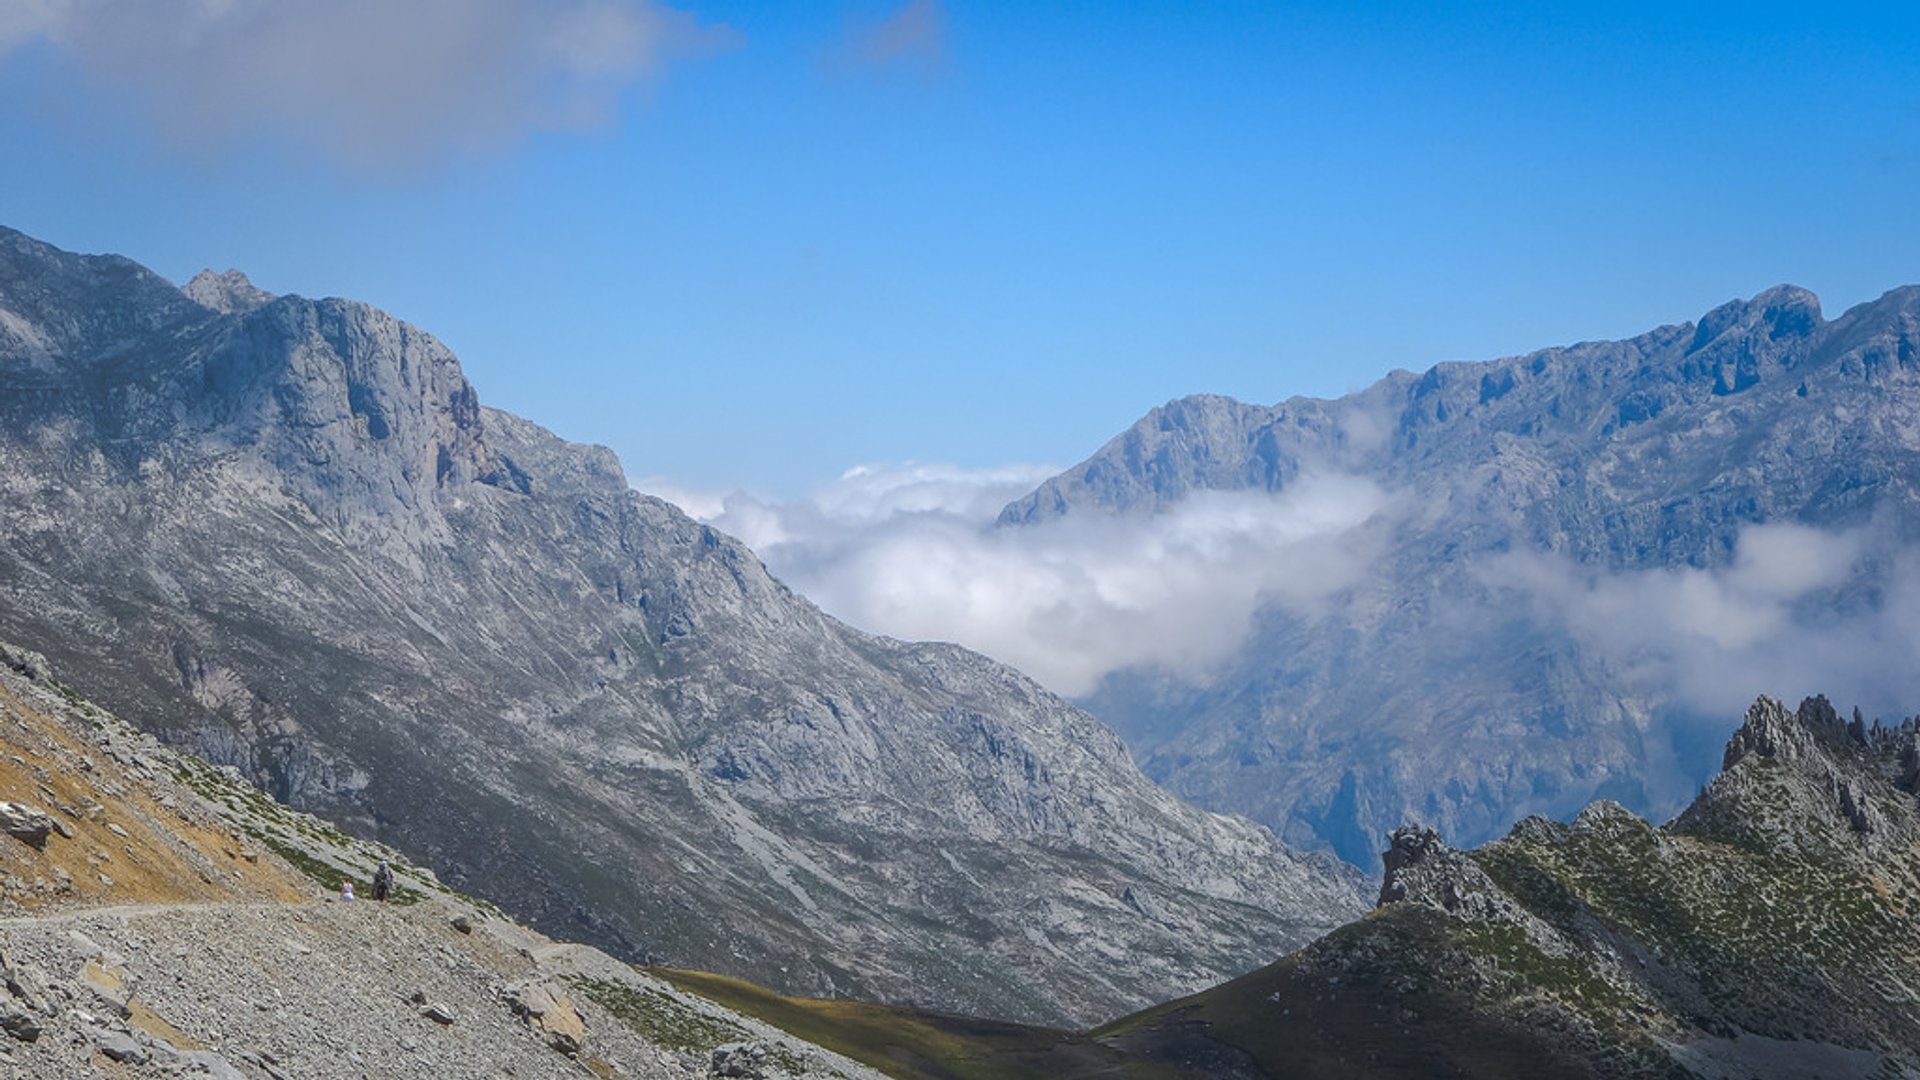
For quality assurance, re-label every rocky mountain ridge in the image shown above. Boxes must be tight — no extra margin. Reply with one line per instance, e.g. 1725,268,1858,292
1099,693,1920,1079
1002,283,1920,865
0,224,1367,1027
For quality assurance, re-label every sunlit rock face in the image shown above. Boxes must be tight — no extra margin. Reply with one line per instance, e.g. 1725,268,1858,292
1004,282,1920,865
0,224,1368,1027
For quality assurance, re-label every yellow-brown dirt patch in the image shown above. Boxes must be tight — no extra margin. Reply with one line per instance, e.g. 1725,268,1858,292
0,681,310,910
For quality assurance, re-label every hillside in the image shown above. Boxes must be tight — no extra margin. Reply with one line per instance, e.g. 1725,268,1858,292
0,641,909,1079
1096,695,1920,1079
0,224,1365,1026
1000,285,1920,866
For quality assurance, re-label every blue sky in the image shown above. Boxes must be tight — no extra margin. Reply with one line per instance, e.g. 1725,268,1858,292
3,1,1917,496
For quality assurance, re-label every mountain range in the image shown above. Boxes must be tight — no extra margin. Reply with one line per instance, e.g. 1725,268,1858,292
1002,283,1920,865
0,225,1365,1027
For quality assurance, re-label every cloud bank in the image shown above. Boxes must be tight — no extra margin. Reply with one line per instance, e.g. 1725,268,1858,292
649,464,1920,730
1484,520,1920,721
2,0,730,173
641,462,1393,696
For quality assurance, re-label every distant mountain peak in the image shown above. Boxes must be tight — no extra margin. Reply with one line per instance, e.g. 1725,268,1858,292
183,267,276,315
1687,283,1822,355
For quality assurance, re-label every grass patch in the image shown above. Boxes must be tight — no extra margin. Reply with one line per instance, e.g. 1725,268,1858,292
254,832,344,890
572,976,753,1053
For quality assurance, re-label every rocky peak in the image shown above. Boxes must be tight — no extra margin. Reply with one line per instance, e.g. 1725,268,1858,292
182,268,276,315
1676,695,1920,859
1687,284,1822,353
1720,694,1849,772
1376,824,1519,922
1378,824,1444,900
0,227,208,372
1683,285,1823,396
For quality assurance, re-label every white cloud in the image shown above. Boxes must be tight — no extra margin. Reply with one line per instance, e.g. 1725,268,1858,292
2,0,733,174
639,463,1394,696
1483,520,1920,719
829,0,946,75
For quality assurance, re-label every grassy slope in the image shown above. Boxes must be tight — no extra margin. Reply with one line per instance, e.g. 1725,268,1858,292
655,967,1189,1080
1092,906,1634,1080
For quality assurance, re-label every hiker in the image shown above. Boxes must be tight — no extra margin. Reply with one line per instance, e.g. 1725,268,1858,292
372,861,394,901
340,878,355,902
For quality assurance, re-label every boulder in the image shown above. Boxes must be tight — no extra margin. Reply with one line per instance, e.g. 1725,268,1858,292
507,979,584,1054
0,804,52,849
711,1041,770,1078
0,1002,38,1043
86,1026,149,1064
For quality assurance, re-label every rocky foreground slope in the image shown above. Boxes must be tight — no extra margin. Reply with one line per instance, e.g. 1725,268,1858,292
7,635,1909,1079
1002,284,1920,867
1098,694,1920,1079
0,641,896,1080
0,225,1365,1026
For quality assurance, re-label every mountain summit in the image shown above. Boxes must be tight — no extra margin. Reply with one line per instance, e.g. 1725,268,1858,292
0,225,1366,1026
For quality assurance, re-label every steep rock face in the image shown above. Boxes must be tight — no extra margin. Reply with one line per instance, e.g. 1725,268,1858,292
1001,283,1920,865
1102,695,1920,1079
0,225,1367,1027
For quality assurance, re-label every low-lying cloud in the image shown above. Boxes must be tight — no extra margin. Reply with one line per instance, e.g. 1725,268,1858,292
639,463,1394,696
3,0,731,174
1484,520,1920,721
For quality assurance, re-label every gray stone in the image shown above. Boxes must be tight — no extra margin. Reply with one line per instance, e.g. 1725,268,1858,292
712,1041,770,1078
86,1026,149,1064
0,804,51,849
0,1002,39,1042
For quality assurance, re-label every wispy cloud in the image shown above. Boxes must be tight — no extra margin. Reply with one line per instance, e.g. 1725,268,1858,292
828,0,947,76
1482,520,1920,720
1,0,734,175
640,462,1394,696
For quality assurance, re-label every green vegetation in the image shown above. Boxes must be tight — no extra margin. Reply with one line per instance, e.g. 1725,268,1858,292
254,833,341,890
654,968,1180,1080
570,976,762,1058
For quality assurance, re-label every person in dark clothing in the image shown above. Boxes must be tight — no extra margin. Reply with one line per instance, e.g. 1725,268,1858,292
372,860,394,901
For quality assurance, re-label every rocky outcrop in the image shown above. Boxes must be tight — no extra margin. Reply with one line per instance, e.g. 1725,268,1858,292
0,225,1367,1027
0,804,53,850
1376,825,1522,924
508,979,585,1054
181,269,275,315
